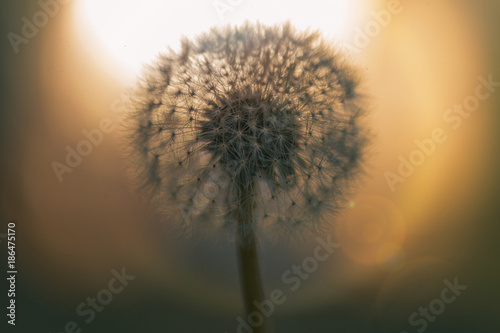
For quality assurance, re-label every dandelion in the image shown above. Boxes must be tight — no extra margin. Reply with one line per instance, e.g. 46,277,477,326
125,22,368,332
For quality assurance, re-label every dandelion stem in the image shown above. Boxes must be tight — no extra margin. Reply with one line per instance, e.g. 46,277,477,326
236,181,273,333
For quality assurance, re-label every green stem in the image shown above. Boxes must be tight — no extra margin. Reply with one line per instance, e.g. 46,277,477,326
236,181,273,333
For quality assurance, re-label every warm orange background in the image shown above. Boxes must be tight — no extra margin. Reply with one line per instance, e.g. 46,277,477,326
1,1,499,332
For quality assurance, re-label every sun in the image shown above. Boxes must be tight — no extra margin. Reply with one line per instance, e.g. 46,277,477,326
74,0,361,78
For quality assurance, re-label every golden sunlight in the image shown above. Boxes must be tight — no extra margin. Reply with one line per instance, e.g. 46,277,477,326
73,0,361,79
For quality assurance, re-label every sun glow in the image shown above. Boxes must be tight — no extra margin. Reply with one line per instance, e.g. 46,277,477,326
74,0,361,78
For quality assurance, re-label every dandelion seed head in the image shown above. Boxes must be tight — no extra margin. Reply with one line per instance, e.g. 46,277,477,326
125,22,369,240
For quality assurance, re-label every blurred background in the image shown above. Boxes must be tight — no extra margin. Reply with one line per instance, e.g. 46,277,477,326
1,0,499,332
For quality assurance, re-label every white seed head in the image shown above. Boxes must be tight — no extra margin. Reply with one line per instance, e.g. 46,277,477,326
125,22,369,240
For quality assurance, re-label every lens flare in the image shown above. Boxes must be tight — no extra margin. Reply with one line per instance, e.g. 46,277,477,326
335,195,406,266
